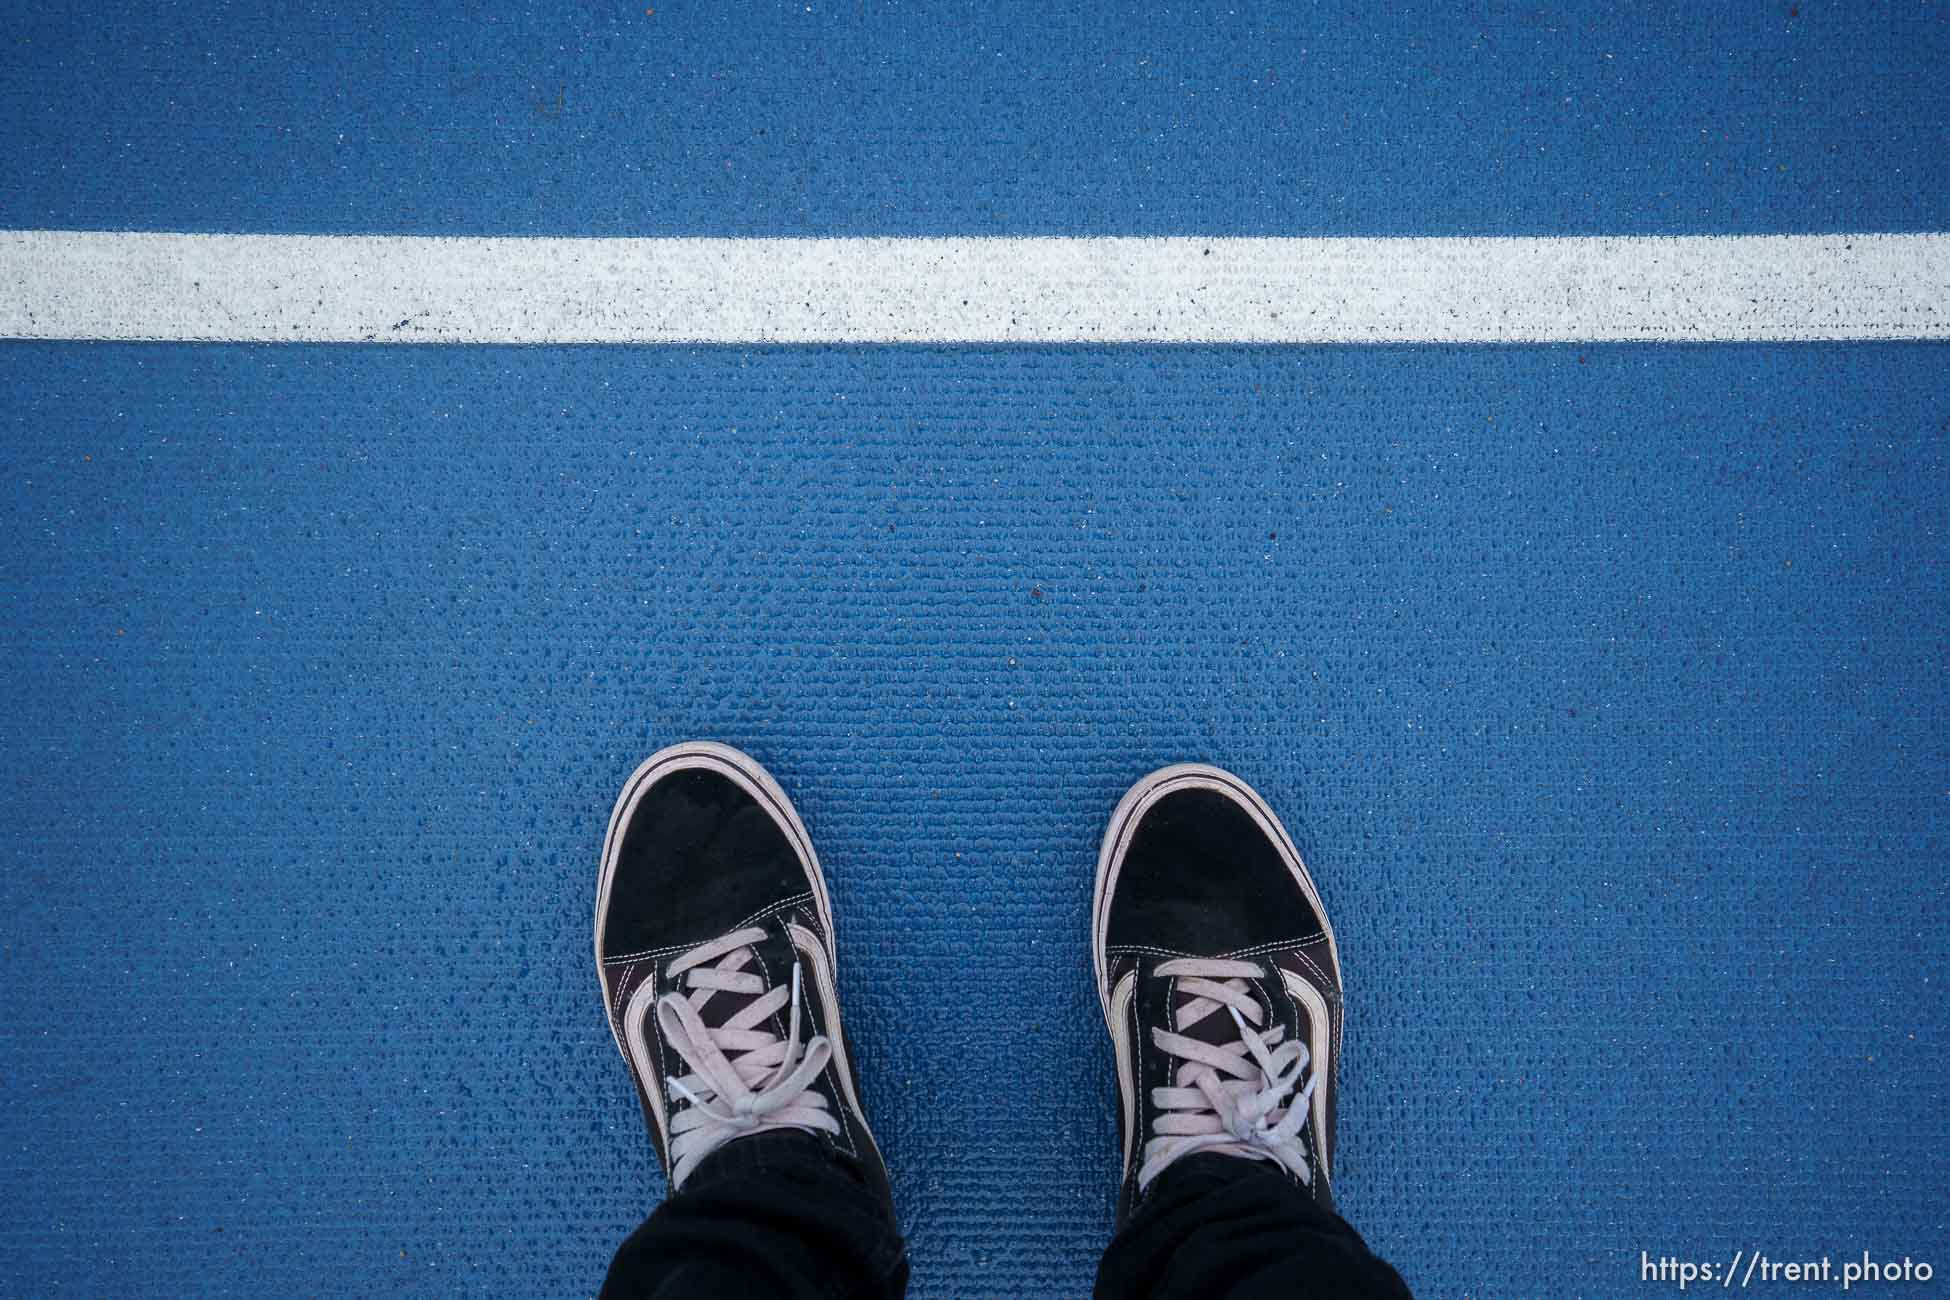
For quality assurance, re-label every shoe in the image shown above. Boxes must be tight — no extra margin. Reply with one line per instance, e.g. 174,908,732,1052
1092,763,1344,1222
595,741,890,1199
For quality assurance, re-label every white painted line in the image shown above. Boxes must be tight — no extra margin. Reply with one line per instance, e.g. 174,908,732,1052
2,231,1946,343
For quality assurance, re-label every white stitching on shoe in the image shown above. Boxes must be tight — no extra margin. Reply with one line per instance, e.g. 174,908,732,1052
1104,943,1196,959
1106,933,1328,962
602,892,819,966
1290,945,1336,996
612,959,639,1023
1219,932,1328,959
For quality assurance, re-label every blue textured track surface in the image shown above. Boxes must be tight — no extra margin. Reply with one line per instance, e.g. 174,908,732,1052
6,0,1950,236
4,5,1948,1298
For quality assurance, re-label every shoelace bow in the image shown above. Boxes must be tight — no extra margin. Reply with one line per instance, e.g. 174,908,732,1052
1140,956,1317,1191
655,924,838,1186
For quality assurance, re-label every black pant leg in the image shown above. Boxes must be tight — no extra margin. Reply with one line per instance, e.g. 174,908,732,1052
1094,1154,1412,1300
600,1130,908,1300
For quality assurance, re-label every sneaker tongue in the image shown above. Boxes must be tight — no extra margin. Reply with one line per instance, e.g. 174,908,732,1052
679,926,799,1036
1162,969,1280,1065
1174,985,1250,1051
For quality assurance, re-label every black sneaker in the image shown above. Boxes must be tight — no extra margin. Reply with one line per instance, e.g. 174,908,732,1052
1092,763,1345,1223
595,741,891,1201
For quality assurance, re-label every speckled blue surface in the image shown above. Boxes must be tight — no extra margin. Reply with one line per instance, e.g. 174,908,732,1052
5,1,1948,237
3,4,1948,1297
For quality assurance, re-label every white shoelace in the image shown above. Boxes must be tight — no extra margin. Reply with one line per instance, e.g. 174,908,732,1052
655,925,839,1186
1139,956,1317,1191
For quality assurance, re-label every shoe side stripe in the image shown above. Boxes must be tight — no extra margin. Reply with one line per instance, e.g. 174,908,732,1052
1109,971,1138,1181
787,921,879,1165
611,959,638,1024
1279,968,1334,1189
622,971,670,1151
1287,945,1344,1064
